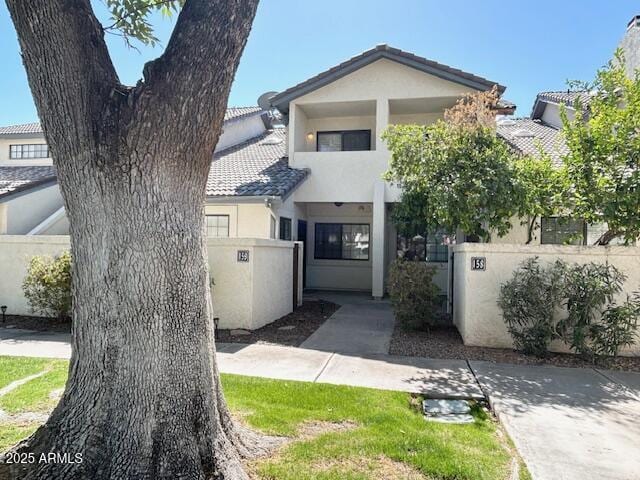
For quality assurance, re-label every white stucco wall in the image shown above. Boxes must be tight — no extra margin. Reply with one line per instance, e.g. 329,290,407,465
207,237,295,329
3,184,64,234
0,136,52,166
0,236,70,316
0,236,296,330
539,102,576,129
452,243,640,356
215,115,266,152
288,58,476,205
303,202,373,291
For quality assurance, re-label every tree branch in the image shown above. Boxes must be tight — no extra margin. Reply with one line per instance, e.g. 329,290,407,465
5,0,120,155
138,0,259,145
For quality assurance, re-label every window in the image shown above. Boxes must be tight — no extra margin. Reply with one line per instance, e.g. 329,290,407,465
541,217,585,245
206,215,229,237
317,130,371,152
270,215,277,239
314,223,369,260
9,144,49,159
279,217,292,241
397,231,449,263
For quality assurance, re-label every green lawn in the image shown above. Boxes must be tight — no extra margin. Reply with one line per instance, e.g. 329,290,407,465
0,356,528,479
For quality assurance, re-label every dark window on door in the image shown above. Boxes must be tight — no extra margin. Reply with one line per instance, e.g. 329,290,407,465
541,217,585,245
279,217,292,240
314,223,369,260
316,130,371,152
397,231,449,263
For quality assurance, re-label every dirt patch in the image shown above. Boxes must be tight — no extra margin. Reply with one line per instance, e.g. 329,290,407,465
216,300,339,347
390,324,640,372
312,455,428,480
0,315,70,333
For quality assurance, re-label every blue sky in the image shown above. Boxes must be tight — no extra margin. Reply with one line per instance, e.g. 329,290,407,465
0,1,636,126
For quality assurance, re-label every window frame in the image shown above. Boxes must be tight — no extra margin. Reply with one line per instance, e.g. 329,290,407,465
540,217,586,245
205,214,230,238
314,222,370,261
316,130,371,152
9,143,49,159
279,217,292,241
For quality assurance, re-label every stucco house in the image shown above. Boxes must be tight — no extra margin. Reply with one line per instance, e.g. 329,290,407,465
1,15,637,300
0,107,273,235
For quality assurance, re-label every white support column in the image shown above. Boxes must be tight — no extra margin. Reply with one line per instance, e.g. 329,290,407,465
0,204,7,235
375,98,389,153
372,180,386,299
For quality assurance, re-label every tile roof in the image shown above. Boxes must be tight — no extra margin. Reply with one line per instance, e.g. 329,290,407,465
0,122,43,135
206,128,307,197
270,44,506,112
536,90,592,107
0,165,56,199
223,106,263,122
496,118,569,167
0,108,264,136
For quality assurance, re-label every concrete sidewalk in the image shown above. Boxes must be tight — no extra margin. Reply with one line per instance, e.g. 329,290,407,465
472,361,640,480
0,328,483,399
0,328,71,359
218,343,483,398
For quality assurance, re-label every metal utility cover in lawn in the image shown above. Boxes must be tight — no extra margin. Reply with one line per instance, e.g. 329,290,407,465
423,399,470,416
424,414,475,424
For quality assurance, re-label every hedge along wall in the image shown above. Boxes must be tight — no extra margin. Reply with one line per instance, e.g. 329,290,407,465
451,243,640,356
0,236,302,330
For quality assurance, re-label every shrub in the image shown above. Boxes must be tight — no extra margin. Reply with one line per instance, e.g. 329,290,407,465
498,257,566,356
388,258,440,330
22,251,72,320
499,257,640,360
559,263,639,359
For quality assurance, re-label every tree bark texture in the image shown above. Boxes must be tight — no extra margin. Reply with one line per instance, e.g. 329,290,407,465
1,1,263,478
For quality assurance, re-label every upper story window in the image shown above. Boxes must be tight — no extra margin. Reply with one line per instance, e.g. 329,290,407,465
10,144,49,159
206,215,229,238
541,217,585,245
317,130,371,152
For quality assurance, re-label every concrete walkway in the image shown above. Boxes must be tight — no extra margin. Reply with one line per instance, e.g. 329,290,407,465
0,329,483,399
0,328,71,359
471,361,640,480
300,291,394,354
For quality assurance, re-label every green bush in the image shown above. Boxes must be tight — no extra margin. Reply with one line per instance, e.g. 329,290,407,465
22,251,72,320
498,257,566,356
388,258,440,330
560,263,639,358
499,257,640,359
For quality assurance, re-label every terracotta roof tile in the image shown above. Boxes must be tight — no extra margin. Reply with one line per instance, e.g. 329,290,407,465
206,128,307,197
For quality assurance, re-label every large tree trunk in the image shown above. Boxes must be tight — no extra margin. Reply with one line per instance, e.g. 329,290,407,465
1,1,265,478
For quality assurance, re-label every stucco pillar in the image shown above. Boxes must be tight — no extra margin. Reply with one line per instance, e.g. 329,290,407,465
0,204,7,235
372,180,385,299
375,98,389,152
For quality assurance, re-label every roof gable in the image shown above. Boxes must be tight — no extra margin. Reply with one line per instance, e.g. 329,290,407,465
270,44,505,113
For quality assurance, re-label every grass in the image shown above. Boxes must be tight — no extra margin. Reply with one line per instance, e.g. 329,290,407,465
0,356,526,479
0,357,53,390
0,360,68,413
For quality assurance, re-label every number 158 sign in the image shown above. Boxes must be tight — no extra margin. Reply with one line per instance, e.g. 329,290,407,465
471,257,486,271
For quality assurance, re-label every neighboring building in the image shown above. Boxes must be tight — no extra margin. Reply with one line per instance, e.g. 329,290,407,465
0,107,271,235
